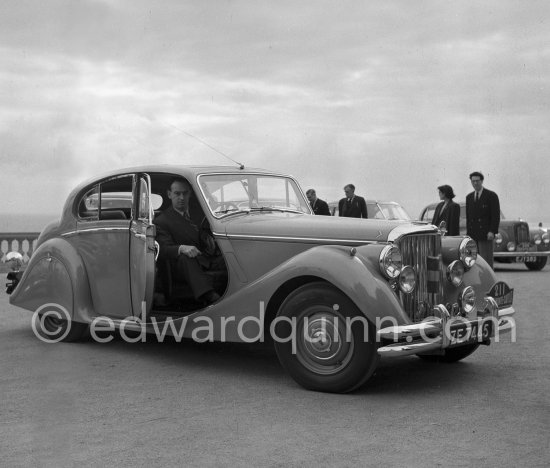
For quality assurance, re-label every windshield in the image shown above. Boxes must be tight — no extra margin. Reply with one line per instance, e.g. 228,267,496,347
198,173,311,218
374,203,411,221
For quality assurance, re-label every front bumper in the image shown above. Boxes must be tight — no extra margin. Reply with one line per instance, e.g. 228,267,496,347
376,297,515,357
494,251,549,258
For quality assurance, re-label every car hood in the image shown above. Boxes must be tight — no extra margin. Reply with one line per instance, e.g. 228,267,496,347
217,212,425,243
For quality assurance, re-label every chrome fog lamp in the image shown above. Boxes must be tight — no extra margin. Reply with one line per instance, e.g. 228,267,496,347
379,245,403,279
398,265,416,294
458,286,476,315
507,241,516,252
459,237,477,269
543,233,550,245
533,234,542,245
6,251,23,272
446,260,465,287
495,233,503,245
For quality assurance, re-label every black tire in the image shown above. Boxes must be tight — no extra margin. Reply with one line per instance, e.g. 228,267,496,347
417,343,479,363
33,312,88,343
273,282,378,393
525,257,547,271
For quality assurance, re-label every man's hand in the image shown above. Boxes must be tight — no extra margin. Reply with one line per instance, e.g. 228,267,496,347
487,232,495,241
178,245,202,258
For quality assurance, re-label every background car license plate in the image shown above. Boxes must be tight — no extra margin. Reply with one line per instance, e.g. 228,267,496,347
515,256,537,262
448,319,493,347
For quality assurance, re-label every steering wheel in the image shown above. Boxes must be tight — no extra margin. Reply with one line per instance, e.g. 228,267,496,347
199,217,218,256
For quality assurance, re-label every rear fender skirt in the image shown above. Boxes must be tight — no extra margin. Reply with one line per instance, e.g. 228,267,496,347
9,238,94,323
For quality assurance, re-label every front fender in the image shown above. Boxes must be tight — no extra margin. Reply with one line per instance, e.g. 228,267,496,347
10,238,94,323
182,243,407,342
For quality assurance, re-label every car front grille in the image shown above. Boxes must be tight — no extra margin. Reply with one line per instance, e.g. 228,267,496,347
515,222,530,244
396,233,442,322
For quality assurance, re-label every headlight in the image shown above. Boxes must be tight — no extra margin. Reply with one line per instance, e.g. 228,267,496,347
6,251,23,272
446,260,465,287
458,286,476,315
533,234,542,245
495,233,503,245
507,242,516,252
459,238,477,269
379,245,402,279
398,265,416,294
543,233,550,245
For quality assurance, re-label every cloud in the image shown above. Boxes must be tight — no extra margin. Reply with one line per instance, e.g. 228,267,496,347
0,0,549,222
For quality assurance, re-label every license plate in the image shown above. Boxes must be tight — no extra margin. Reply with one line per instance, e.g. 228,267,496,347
515,256,537,262
448,319,493,347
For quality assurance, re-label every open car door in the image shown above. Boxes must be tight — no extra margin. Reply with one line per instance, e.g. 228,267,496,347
129,174,156,320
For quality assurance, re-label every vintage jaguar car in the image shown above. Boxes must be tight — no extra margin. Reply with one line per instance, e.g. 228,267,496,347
419,202,549,271
5,165,515,393
328,199,412,220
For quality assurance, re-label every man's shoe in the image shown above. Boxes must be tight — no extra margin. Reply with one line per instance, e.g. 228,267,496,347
201,291,220,305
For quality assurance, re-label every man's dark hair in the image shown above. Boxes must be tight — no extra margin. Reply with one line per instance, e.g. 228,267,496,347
437,184,456,199
469,171,484,181
168,176,190,191
306,189,316,196
344,184,355,191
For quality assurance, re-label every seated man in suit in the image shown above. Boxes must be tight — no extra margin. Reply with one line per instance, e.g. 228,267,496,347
154,177,220,305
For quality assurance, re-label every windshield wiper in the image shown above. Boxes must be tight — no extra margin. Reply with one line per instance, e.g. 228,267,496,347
250,206,303,214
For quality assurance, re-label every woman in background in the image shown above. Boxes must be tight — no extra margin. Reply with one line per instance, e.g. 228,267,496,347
432,184,460,236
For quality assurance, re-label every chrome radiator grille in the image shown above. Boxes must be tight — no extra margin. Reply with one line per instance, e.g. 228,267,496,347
396,233,442,322
515,222,529,244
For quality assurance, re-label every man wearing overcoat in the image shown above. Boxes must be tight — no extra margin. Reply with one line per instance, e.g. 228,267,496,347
465,171,500,268
338,184,368,218
306,189,331,216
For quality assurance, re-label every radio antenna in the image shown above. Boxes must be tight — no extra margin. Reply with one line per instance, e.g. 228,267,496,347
162,121,244,169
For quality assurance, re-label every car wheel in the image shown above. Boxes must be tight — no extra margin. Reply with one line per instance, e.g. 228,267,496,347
417,343,479,363
525,257,547,271
33,312,88,343
273,282,378,393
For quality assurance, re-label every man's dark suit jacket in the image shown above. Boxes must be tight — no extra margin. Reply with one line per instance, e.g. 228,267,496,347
338,196,368,218
432,200,460,236
465,188,500,241
311,198,331,216
154,206,201,261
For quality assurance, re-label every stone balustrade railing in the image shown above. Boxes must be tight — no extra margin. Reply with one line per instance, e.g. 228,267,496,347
0,232,40,271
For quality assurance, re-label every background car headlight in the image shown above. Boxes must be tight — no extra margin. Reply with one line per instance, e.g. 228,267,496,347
459,238,477,269
495,233,503,245
507,241,516,252
458,286,476,315
446,260,465,287
398,265,416,293
379,245,402,279
543,233,550,245
533,234,542,245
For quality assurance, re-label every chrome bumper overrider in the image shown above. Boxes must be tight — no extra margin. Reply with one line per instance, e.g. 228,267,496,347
376,297,515,357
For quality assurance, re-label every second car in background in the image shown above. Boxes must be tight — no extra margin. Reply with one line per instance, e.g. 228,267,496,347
419,202,549,271
329,200,412,221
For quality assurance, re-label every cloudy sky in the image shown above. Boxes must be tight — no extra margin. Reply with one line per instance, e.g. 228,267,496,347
1,0,549,223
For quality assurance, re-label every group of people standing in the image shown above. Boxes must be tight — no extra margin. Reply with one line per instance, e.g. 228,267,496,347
306,171,500,268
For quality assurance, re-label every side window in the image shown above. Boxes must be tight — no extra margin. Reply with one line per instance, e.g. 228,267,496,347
79,185,100,220
77,175,133,221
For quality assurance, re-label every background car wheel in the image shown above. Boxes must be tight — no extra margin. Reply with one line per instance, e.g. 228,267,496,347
525,257,547,271
274,282,378,393
417,343,479,363
34,313,88,342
